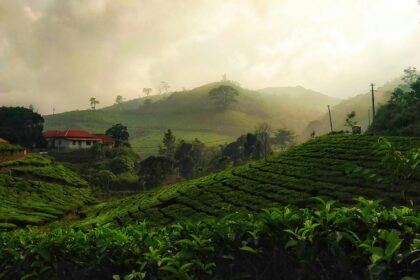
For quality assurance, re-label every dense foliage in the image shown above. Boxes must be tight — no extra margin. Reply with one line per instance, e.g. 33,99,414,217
371,77,420,136
1,199,419,279
75,135,420,228
0,107,46,148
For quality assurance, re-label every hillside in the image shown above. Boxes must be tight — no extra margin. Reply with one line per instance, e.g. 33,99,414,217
304,79,401,137
74,134,420,227
0,155,94,229
258,86,340,110
44,82,340,156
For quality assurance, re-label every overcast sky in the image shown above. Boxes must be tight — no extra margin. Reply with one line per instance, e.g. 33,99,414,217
1,0,419,114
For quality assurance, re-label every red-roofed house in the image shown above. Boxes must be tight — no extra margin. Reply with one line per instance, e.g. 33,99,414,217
43,130,102,149
93,134,115,147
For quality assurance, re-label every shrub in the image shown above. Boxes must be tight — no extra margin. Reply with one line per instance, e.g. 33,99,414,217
110,156,135,174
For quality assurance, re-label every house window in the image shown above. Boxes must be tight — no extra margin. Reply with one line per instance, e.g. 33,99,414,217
86,141,91,146
72,140,76,145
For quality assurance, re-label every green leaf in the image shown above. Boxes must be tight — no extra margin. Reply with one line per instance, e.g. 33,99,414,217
240,246,260,254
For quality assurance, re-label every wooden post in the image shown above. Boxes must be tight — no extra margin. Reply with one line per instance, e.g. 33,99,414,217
327,105,333,132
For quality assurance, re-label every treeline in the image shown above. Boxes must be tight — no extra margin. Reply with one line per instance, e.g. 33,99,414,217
369,67,420,136
87,124,296,191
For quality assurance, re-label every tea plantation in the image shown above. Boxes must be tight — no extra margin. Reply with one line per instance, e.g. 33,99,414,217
0,155,93,229
76,134,420,227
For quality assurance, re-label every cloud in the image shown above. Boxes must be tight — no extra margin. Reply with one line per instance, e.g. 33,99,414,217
0,0,419,113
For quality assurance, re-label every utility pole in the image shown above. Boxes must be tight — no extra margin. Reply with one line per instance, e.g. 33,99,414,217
370,83,376,118
53,107,55,116
327,105,333,132
370,83,376,134
368,109,371,126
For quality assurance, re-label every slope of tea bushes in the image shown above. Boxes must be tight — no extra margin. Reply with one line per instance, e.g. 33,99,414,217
76,135,420,227
0,155,93,229
1,199,419,280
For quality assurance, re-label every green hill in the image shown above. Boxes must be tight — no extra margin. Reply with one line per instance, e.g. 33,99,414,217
74,134,420,227
0,155,94,229
304,79,401,137
44,82,340,156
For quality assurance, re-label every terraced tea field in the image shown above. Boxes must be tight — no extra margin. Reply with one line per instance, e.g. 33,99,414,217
0,155,93,229
77,135,420,227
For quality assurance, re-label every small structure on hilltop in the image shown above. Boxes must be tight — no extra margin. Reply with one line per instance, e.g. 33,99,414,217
43,130,105,150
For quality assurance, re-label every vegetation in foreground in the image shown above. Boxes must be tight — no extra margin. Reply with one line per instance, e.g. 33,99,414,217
0,155,93,229
75,134,420,227
1,198,419,280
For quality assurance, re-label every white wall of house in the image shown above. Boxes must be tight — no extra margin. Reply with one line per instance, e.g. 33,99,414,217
47,139,98,149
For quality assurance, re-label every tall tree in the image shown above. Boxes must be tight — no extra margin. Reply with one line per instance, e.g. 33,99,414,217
142,88,152,97
138,156,172,189
115,95,124,105
255,123,273,158
159,81,170,94
90,97,99,110
402,66,419,84
208,85,239,111
159,129,176,160
273,129,296,151
106,124,130,147
0,107,46,148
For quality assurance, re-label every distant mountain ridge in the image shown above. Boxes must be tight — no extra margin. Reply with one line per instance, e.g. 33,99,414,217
44,81,341,156
258,86,341,111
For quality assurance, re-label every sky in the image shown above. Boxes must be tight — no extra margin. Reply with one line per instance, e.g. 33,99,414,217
0,0,420,114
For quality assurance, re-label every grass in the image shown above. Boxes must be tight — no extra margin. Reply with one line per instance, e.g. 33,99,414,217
73,134,420,228
0,155,94,229
130,129,236,157
44,81,337,154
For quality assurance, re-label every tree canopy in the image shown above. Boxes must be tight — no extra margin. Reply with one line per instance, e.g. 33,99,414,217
208,85,239,111
0,106,46,148
369,76,420,136
106,124,130,147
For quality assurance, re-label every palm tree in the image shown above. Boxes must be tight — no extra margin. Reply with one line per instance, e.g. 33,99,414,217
90,97,99,110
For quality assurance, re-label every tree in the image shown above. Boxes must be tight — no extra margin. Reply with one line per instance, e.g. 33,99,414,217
159,129,176,160
115,95,124,105
402,66,419,84
175,141,194,179
142,88,152,97
106,124,130,147
0,107,46,148
92,170,116,189
255,123,273,158
138,156,172,188
369,76,420,136
243,133,261,160
90,97,99,110
273,129,296,151
344,111,357,128
110,156,135,174
159,81,170,94
208,85,239,111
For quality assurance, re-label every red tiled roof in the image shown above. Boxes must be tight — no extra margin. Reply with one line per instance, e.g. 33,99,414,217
93,134,114,145
0,137,8,144
43,130,100,140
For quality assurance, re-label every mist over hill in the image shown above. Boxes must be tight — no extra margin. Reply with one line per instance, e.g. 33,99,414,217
304,79,401,137
44,81,337,156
